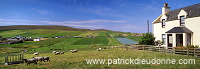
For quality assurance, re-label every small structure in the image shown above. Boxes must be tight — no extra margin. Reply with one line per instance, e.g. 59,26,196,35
73,36,83,38
34,39,40,41
86,35,95,38
4,50,26,65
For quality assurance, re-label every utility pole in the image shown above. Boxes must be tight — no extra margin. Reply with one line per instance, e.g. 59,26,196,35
147,20,149,33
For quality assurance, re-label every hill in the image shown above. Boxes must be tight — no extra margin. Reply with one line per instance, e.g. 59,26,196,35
0,25,90,31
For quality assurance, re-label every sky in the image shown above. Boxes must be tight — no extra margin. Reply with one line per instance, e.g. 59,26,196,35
0,0,199,33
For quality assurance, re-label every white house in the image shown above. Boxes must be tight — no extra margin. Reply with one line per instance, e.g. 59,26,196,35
153,3,200,49
34,39,40,41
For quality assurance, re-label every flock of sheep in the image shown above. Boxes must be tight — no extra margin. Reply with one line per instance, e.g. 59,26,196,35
23,56,50,65
23,48,104,65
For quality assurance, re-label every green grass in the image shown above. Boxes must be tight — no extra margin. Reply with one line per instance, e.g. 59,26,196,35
78,32,94,37
0,48,200,69
125,36,142,42
98,32,107,36
107,37,121,46
72,37,109,46
0,30,84,38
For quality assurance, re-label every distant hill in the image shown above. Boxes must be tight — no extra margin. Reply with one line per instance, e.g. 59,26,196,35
91,29,112,31
0,25,90,31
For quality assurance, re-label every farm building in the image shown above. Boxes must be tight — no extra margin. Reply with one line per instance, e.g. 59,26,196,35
73,36,83,38
153,3,200,49
34,38,40,41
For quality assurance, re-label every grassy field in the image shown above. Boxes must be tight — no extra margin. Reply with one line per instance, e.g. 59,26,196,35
125,36,142,42
0,30,84,38
0,48,199,69
0,29,199,69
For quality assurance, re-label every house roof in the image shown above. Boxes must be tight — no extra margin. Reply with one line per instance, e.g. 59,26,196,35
153,3,200,23
166,27,193,33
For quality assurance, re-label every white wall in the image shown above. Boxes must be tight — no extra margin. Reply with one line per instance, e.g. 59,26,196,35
153,16,200,46
153,20,180,41
185,16,200,46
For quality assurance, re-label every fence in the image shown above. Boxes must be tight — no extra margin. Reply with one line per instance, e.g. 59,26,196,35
4,54,24,65
115,45,200,57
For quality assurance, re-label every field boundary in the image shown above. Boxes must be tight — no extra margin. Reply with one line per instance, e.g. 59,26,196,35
112,45,200,58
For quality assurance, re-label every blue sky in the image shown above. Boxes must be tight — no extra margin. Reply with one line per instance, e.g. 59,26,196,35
0,0,199,33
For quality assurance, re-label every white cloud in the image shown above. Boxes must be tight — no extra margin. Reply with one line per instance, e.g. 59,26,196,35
37,10,48,15
40,19,127,24
32,8,48,15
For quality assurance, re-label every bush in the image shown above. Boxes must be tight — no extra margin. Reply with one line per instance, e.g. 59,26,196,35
139,33,155,45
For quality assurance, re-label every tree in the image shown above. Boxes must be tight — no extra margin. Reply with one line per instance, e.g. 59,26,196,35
139,33,155,45
0,36,2,38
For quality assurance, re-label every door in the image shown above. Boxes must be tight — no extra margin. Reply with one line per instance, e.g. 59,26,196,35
167,34,173,49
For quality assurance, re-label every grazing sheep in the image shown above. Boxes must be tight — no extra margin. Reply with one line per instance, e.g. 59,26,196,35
97,48,102,51
52,51,56,53
43,56,50,61
33,57,44,62
70,49,78,53
33,52,39,55
96,49,100,51
55,52,61,55
23,59,37,65
60,51,64,54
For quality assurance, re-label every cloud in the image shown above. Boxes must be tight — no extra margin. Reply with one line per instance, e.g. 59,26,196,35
37,10,48,15
40,19,128,29
0,18,31,22
104,24,148,33
0,18,128,30
40,19,127,24
32,8,48,15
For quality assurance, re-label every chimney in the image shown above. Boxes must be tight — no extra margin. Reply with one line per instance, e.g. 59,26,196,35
162,3,170,14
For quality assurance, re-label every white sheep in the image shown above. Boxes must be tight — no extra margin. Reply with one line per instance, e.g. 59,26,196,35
60,51,64,54
70,49,78,53
33,57,44,62
55,52,61,55
33,52,39,55
96,49,100,51
52,51,56,53
23,59,37,65
43,56,50,61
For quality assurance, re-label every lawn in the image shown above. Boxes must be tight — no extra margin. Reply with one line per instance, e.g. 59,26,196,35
0,48,199,69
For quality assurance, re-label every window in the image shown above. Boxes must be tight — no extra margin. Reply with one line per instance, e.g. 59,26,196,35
162,19,165,28
162,34,166,45
180,16,185,26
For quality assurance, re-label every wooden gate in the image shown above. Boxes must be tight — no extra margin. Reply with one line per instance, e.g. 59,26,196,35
5,54,24,65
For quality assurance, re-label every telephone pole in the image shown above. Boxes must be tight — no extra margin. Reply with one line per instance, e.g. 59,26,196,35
147,20,149,33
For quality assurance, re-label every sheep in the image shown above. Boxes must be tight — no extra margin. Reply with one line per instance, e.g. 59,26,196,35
70,49,78,53
33,52,39,55
52,51,56,53
33,57,44,62
96,49,100,51
23,59,37,65
55,52,61,55
43,56,50,62
97,48,102,51
60,51,64,54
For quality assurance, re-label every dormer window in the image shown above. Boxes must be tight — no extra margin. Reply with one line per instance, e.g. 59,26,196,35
180,16,185,26
162,19,165,28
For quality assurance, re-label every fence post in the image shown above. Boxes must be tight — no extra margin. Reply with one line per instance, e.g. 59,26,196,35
143,46,145,51
187,48,189,57
172,48,175,54
5,56,8,64
194,48,195,57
